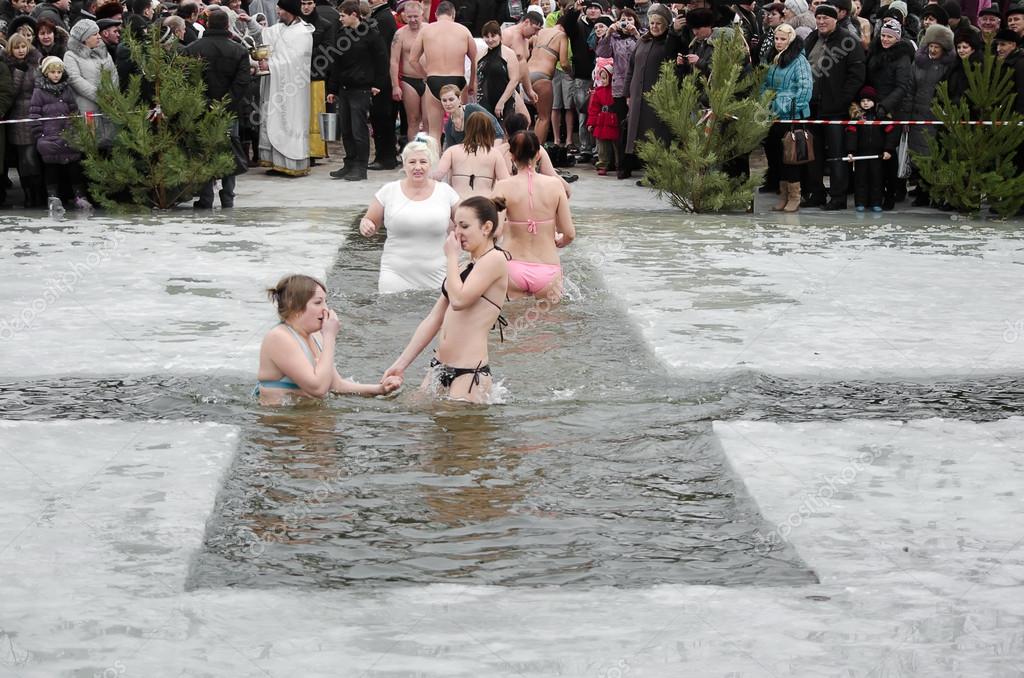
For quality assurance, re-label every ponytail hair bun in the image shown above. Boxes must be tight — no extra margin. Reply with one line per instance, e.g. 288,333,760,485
401,133,440,167
266,274,326,322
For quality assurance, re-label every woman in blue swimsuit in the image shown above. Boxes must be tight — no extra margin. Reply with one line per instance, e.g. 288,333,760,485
256,274,401,405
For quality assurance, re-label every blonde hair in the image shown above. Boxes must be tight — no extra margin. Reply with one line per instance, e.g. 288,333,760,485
773,22,796,62
401,133,440,167
439,83,462,99
7,33,31,52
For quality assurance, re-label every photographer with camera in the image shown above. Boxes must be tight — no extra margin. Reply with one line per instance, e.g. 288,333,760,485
595,6,638,177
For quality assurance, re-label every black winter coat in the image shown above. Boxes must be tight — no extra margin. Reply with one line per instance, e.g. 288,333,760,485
805,28,866,118
29,73,80,164
304,11,335,81
1001,49,1024,116
866,38,914,117
183,28,252,116
327,22,386,92
943,52,981,110
845,107,899,156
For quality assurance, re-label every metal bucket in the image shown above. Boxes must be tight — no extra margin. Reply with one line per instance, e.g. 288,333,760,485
318,112,339,141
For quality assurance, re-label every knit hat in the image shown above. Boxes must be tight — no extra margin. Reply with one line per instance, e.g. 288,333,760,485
858,85,878,101
880,16,902,38
40,55,64,74
785,0,808,13
814,3,838,18
921,3,948,24
646,2,672,24
277,0,302,17
922,22,954,51
888,0,908,17
70,18,100,43
995,27,1021,44
686,7,715,27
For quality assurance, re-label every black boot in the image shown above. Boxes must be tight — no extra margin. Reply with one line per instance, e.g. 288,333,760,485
344,162,367,181
329,161,352,179
800,192,825,208
219,190,234,208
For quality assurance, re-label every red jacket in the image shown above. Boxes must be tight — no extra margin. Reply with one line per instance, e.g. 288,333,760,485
586,84,619,141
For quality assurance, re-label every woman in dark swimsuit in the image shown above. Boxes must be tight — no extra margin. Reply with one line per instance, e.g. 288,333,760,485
383,196,510,403
433,112,511,198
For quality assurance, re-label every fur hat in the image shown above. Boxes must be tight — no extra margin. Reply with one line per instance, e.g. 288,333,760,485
921,3,948,24
9,15,36,35
888,0,908,17
995,27,1021,44
686,7,715,27
954,27,983,52
784,0,808,13
922,22,954,51
40,55,64,73
94,2,123,20
69,18,100,43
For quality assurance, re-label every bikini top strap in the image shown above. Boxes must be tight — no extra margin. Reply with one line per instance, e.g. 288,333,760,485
282,323,318,367
525,169,538,235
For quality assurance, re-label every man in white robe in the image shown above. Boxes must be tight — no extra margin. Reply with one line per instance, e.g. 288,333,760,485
258,0,314,176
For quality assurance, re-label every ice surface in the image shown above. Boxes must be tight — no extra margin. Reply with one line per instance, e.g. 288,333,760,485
586,215,1024,379
0,215,346,378
2,419,1022,676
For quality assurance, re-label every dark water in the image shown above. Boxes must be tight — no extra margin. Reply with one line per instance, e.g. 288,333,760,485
3,211,1023,589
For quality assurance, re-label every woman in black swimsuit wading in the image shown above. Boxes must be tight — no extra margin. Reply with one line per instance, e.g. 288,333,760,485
383,196,510,403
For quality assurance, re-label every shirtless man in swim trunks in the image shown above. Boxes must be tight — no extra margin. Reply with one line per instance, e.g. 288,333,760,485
524,17,569,145
500,12,543,115
391,1,428,143
409,0,477,144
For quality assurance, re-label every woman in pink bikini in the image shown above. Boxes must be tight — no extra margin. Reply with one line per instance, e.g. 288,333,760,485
490,130,575,302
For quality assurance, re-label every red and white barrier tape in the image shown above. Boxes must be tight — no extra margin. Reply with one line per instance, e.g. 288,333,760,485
776,118,1024,126
0,111,103,125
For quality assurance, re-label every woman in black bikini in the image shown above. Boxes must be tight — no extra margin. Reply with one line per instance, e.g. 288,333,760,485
383,196,510,403
433,112,511,198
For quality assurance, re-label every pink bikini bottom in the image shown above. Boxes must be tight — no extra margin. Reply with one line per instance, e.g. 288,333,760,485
507,260,561,295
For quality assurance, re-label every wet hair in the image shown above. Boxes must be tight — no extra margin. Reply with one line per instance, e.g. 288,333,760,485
503,111,530,137
439,82,461,98
508,129,541,167
457,196,507,241
436,0,454,15
401,132,440,166
463,112,495,154
481,19,501,35
266,274,326,322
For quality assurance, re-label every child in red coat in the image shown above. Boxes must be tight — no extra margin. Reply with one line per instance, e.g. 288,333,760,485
586,64,618,176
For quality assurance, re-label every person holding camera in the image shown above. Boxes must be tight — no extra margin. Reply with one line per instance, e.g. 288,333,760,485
561,0,603,164
595,6,638,176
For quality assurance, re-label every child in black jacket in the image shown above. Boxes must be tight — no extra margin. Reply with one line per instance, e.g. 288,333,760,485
845,85,900,213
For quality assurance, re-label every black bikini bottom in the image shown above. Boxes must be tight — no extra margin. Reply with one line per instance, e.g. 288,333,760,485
430,358,491,392
426,75,467,100
401,75,426,98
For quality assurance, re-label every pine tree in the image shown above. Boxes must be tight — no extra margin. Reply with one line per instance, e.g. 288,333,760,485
637,30,773,213
67,32,236,209
915,49,1024,216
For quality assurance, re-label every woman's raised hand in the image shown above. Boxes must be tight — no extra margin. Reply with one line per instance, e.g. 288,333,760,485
443,231,462,257
320,308,341,338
